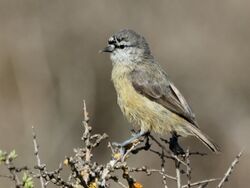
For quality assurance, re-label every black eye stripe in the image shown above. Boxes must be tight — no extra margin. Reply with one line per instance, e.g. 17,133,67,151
115,44,133,49
107,36,134,49
119,44,125,49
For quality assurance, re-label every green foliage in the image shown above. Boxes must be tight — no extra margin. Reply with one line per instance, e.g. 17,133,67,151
0,150,7,164
8,150,18,161
0,150,18,164
22,172,34,188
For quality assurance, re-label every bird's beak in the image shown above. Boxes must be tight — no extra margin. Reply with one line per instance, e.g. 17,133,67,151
100,45,115,53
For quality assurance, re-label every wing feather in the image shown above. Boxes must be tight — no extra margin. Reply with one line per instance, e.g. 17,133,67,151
130,63,197,126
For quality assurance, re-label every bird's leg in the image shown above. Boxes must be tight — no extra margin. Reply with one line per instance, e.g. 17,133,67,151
112,130,149,151
131,132,151,154
168,131,185,155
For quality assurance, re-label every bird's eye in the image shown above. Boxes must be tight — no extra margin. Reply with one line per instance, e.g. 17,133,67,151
108,39,115,45
119,45,125,49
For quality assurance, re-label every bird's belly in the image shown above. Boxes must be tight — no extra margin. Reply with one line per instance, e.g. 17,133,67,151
114,77,189,135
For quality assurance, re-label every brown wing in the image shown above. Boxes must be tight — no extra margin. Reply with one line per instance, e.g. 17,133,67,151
130,63,197,126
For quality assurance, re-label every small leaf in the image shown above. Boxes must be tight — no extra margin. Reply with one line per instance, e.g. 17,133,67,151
0,150,7,163
22,172,34,188
8,150,18,161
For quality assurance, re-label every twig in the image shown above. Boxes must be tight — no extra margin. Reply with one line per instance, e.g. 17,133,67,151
149,135,188,167
110,176,128,188
5,161,22,187
189,152,207,156
32,126,46,188
0,174,12,179
182,178,219,188
185,149,191,188
160,150,168,188
131,135,151,154
175,160,181,188
122,140,142,162
217,150,243,188
129,167,176,181
197,182,208,188
0,100,243,188
100,140,139,187
116,180,128,188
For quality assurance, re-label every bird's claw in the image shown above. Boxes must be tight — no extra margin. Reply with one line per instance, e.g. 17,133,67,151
111,142,126,156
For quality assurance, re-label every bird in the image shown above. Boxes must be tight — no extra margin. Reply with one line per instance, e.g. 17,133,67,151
101,29,220,153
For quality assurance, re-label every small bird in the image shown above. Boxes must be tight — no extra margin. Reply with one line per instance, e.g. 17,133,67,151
101,29,220,152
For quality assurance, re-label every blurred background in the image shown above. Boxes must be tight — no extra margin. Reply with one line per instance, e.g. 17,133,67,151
0,0,249,187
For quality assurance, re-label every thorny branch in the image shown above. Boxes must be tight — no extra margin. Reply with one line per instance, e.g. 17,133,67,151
185,149,191,188
217,150,243,188
182,178,219,188
0,101,243,188
32,126,45,188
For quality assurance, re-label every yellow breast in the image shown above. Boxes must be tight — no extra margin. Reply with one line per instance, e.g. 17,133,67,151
111,63,191,136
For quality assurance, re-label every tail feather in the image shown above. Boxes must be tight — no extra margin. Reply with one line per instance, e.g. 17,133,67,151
186,124,220,153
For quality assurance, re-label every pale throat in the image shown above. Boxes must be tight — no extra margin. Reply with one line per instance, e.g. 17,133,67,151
110,48,144,65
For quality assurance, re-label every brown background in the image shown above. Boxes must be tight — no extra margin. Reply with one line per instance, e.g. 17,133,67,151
0,0,249,187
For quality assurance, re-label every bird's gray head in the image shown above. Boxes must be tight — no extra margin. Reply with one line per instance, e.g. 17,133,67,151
101,29,153,64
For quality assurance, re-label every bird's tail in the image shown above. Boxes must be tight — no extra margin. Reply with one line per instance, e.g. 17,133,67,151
186,124,220,153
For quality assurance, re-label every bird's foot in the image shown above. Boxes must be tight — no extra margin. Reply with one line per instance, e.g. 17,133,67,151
169,132,185,155
112,130,149,155
161,131,185,155
111,143,126,156
112,141,137,156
